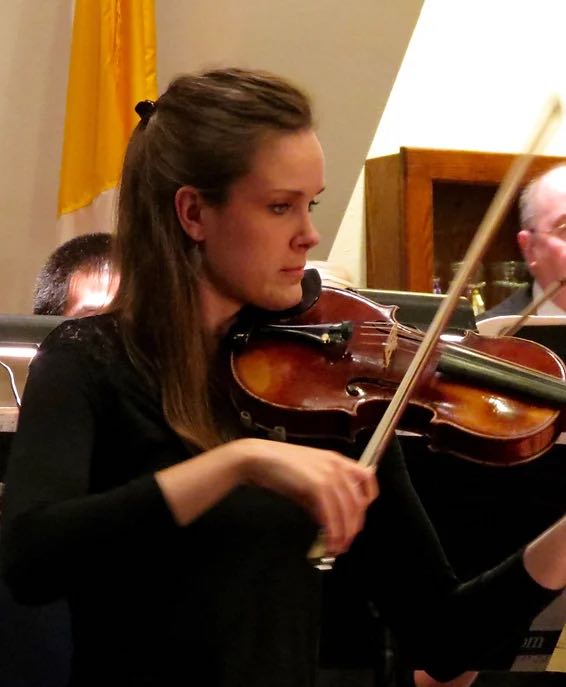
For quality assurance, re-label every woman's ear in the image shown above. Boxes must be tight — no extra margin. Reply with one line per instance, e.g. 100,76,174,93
175,186,206,242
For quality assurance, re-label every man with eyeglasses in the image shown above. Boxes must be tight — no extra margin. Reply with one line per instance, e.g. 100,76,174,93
432,164,566,686
481,163,566,319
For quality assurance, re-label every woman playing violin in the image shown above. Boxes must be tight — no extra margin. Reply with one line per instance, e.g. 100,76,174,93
1,68,565,687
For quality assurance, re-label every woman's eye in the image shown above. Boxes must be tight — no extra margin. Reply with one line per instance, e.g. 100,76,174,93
308,200,320,213
270,203,290,215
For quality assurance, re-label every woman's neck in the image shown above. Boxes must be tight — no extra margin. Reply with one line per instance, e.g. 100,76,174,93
198,278,242,339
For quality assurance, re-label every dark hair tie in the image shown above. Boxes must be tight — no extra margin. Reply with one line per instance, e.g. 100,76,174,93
135,99,156,122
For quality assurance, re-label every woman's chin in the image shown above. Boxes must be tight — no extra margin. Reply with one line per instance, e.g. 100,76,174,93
260,285,304,312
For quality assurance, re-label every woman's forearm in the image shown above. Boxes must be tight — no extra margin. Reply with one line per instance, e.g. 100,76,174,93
413,670,478,687
155,441,246,526
155,437,377,555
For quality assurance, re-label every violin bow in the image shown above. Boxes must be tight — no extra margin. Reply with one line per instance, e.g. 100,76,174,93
359,97,562,471
309,97,562,568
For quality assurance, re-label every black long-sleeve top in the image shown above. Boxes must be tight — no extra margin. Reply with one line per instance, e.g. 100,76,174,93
0,315,558,686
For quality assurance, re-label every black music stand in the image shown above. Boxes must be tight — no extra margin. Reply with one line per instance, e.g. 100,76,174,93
0,314,66,347
356,288,477,333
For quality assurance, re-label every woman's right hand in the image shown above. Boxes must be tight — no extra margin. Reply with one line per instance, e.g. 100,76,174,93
238,438,379,556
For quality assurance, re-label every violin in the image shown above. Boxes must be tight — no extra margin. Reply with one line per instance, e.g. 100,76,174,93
230,284,566,467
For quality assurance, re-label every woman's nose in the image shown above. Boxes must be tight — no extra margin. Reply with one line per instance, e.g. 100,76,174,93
294,212,320,251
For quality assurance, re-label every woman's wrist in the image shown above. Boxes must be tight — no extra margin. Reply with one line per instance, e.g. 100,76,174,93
523,514,566,591
229,437,267,486
154,439,256,526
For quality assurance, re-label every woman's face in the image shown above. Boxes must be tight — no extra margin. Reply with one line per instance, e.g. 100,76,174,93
177,128,324,333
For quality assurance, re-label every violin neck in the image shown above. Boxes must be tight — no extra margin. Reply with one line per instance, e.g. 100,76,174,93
439,345,566,405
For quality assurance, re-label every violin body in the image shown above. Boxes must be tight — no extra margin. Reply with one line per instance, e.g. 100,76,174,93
231,287,566,466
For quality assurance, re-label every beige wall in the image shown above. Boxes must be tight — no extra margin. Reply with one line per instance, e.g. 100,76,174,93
0,0,422,313
332,0,566,285
0,1,72,314
12,1,566,310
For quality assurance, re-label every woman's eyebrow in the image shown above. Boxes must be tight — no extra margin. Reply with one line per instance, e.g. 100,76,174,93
269,187,325,195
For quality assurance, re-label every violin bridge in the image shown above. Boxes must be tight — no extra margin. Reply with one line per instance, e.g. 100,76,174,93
383,322,399,370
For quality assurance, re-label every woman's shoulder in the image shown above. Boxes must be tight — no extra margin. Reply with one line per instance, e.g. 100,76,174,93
29,313,160,412
39,312,125,365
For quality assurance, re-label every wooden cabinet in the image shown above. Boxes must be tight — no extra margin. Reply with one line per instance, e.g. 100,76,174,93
365,147,565,309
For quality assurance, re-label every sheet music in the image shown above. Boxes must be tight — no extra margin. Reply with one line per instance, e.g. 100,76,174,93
477,314,566,337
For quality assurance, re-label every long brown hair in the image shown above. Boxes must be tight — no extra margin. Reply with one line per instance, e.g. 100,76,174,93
112,68,313,449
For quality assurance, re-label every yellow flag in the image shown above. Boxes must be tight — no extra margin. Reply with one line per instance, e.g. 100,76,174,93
57,0,157,237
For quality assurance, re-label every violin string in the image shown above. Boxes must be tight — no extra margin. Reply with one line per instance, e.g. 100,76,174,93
359,322,423,338
351,321,566,389
356,322,553,367
357,322,537,370
358,322,426,343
